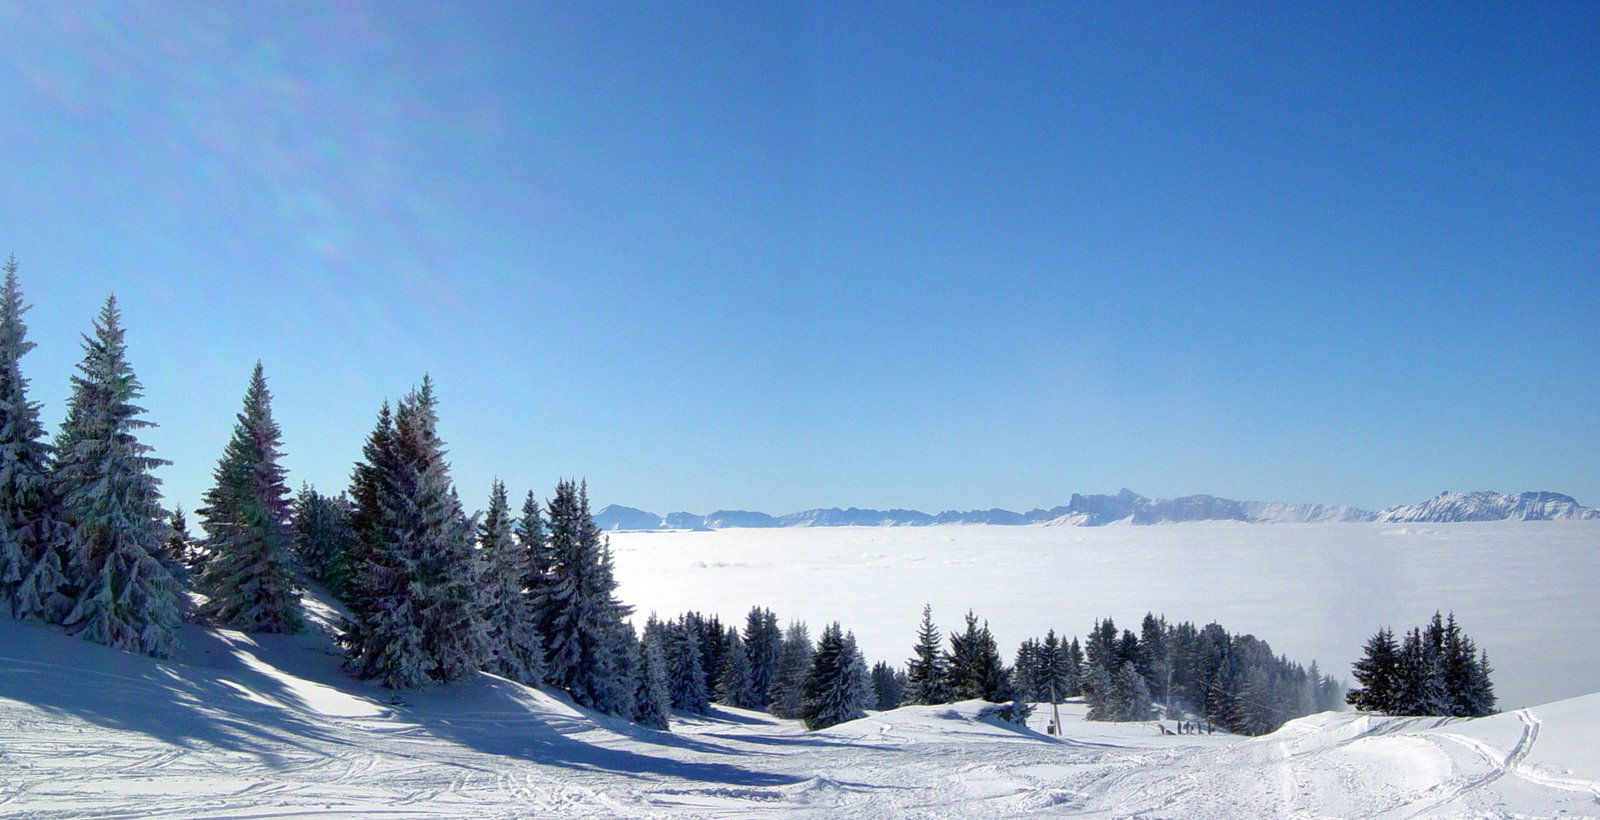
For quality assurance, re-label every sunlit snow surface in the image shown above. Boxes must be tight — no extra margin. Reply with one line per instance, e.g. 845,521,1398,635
3,607,1599,817
609,521,1600,709
2,522,1598,817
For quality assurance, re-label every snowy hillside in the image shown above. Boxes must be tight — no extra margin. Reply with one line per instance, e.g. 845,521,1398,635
1377,491,1600,522
3,608,1597,817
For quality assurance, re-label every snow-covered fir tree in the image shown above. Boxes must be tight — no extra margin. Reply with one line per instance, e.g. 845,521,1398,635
342,381,486,688
1038,630,1075,702
665,617,710,713
673,610,724,699
1347,627,1400,713
1227,666,1279,734
517,489,551,622
717,624,757,707
1082,664,1117,721
196,362,301,633
535,479,634,714
392,380,486,684
799,622,868,730
842,630,872,713
945,611,1008,701
1065,637,1085,696
341,404,425,688
1468,649,1497,717
538,481,583,686
341,401,397,633
1013,638,1041,701
0,258,69,623
290,485,356,598
902,604,950,705
742,605,782,710
166,506,199,576
599,611,638,720
1438,612,1496,717
634,627,673,730
1084,618,1119,681
1139,612,1170,701
476,479,545,685
767,620,812,718
1347,613,1495,718
53,296,180,657
1011,629,1082,704
870,660,904,710
1393,626,1448,716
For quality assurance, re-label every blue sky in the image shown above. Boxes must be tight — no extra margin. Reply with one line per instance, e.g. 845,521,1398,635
0,3,1595,516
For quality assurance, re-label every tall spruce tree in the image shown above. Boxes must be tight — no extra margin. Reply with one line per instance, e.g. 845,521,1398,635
1036,630,1073,703
290,486,356,598
946,611,1008,701
665,618,710,713
903,604,950,705
518,490,552,636
1393,627,1448,716
634,628,672,730
393,380,486,684
476,479,545,685
768,620,812,719
539,481,583,686
1468,649,1497,717
1111,661,1156,721
1226,666,1278,733
1065,638,1085,697
1140,612,1170,698
196,362,301,633
1083,664,1117,721
1347,627,1400,713
0,258,69,623
1085,618,1119,679
53,296,180,657
599,609,638,720
1013,639,1041,701
166,506,198,575
742,606,782,710
717,624,757,707
800,622,868,730
843,630,872,713
342,381,486,688
535,479,633,713
870,661,905,710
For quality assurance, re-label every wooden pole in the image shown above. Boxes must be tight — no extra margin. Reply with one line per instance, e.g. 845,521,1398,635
1050,681,1063,737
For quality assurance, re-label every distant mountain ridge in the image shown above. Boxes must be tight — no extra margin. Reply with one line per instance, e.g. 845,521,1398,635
1375,490,1600,523
593,488,1598,531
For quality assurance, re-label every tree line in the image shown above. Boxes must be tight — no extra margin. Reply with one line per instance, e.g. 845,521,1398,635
0,257,1495,738
899,607,1347,736
1345,612,1496,718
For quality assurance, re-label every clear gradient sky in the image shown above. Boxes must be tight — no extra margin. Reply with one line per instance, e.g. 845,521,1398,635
0,3,1595,517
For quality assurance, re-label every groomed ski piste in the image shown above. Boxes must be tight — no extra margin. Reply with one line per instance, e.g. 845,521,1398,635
2,587,1596,818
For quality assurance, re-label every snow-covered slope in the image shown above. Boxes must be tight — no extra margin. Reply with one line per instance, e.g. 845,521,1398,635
1377,490,1600,522
3,608,1596,817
